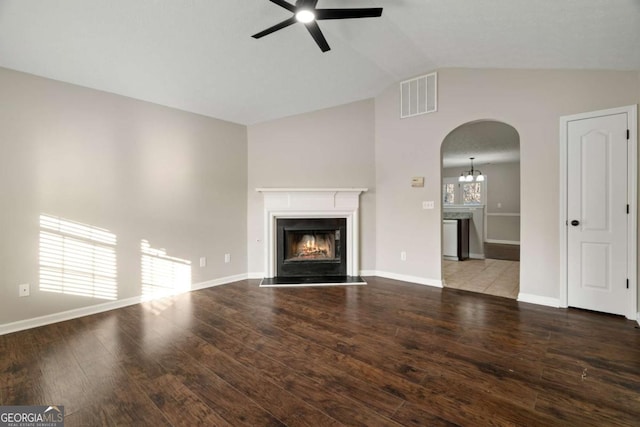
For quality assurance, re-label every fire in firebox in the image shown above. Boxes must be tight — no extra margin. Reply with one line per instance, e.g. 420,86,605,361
288,233,335,261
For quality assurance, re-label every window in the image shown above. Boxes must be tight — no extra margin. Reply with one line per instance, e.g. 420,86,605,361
462,182,483,205
39,214,118,300
443,178,486,206
443,183,456,204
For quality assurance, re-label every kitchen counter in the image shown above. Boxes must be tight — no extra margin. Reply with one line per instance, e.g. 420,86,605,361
443,212,473,220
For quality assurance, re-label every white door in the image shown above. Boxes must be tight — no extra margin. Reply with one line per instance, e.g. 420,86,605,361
567,112,629,315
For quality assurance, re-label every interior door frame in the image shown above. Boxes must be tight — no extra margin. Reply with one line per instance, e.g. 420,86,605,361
559,104,637,320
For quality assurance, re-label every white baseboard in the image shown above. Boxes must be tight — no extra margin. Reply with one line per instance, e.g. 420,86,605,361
517,293,560,308
252,271,375,279
485,239,520,245
0,271,583,335
191,273,248,291
359,270,377,276
260,280,366,288
637,312,640,327
443,255,484,261
373,270,443,288
0,273,248,336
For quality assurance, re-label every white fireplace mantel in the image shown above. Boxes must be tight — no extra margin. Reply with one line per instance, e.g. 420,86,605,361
257,188,367,278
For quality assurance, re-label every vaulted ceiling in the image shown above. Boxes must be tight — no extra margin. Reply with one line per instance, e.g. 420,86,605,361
0,0,639,125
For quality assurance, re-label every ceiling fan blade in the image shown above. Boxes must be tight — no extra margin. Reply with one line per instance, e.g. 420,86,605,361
316,8,383,20
305,21,330,52
269,0,296,12
252,16,297,39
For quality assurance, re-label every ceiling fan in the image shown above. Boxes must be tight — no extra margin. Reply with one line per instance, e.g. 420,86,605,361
252,0,383,52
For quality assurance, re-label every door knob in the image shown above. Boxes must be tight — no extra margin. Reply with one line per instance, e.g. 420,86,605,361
570,220,580,226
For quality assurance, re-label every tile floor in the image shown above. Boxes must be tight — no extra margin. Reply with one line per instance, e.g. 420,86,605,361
443,258,519,299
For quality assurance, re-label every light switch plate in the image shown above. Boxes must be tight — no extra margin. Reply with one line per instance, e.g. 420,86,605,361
422,201,435,209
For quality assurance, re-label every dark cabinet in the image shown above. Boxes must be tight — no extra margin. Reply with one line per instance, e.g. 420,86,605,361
456,218,470,260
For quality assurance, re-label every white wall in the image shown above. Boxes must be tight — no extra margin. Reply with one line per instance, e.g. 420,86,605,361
247,100,376,275
0,67,248,325
375,68,639,302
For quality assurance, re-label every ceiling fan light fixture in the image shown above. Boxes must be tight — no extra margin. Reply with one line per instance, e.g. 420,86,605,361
295,9,315,23
252,1,383,52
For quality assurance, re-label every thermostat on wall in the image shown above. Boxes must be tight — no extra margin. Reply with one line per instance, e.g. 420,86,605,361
411,177,425,187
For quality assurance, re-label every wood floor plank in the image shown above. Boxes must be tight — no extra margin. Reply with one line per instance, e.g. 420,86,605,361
538,366,640,418
213,283,542,410
179,334,343,427
138,372,235,427
117,308,286,426
183,310,403,425
2,277,639,426
120,302,341,426
199,283,560,425
187,293,405,417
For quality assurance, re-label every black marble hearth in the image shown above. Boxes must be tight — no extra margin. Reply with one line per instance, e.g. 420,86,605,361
260,275,366,286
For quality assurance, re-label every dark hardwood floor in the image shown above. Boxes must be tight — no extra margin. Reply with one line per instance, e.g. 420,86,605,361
1,277,639,426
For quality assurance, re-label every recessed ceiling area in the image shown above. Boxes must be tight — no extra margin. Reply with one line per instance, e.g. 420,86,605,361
0,0,638,125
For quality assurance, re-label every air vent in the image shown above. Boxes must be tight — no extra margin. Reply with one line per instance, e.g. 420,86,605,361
400,72,437,118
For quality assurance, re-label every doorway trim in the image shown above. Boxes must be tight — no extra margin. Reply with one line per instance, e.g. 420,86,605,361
559,104,637,320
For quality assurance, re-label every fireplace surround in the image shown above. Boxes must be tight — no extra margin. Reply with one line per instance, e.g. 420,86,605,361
257,188,367,286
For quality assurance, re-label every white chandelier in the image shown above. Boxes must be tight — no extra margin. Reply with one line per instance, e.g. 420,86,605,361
458,157,485,182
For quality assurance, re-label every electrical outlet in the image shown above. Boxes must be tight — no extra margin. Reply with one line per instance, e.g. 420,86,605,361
19,283,30,297
199,257,207,267
224,253,231,263
400,251,407,261
422,201,435,209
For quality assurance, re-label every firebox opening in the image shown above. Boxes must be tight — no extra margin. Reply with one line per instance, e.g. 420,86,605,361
285,231,337,262
276,218,347,277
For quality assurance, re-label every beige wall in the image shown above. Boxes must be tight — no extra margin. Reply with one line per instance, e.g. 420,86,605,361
247,100,376,275
444,162,521,242
444,162,521,213
0,68,247,325
2,66,639,328
375,68,639,300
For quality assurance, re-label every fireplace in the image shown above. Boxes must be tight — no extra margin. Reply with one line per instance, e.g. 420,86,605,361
277,218,347,277
257,188,367,286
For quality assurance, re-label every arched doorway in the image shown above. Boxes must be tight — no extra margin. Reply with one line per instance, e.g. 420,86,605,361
440,120,521,299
